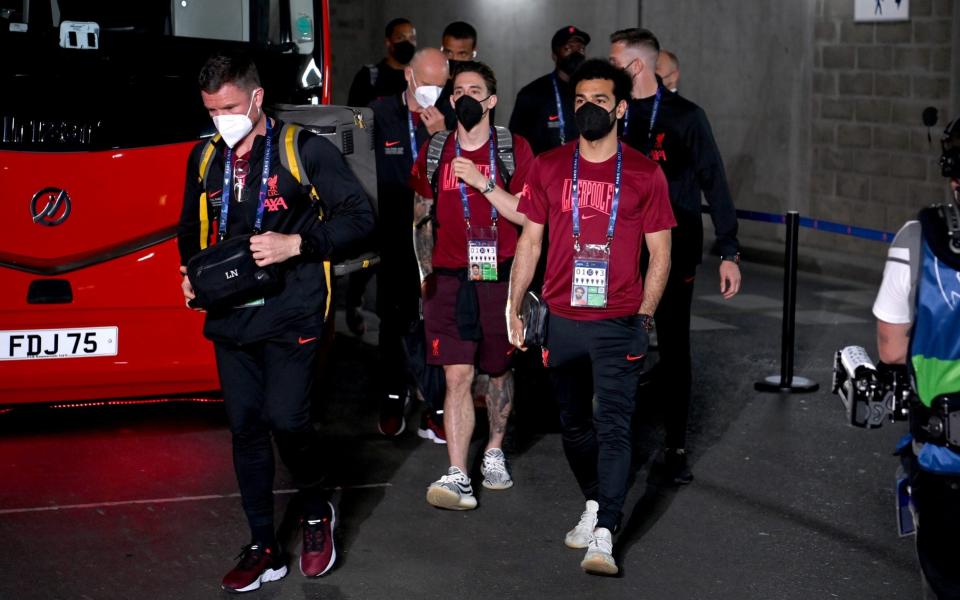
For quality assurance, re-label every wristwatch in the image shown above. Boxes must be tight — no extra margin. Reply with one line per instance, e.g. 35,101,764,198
299,235,315,257
638,313,655,331
720,253,741,265
480,178,496,194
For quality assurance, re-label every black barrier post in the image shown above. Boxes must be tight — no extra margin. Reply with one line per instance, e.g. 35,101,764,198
755,211,820,393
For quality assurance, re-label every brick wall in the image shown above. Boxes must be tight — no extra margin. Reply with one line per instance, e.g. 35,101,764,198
812,0,954,254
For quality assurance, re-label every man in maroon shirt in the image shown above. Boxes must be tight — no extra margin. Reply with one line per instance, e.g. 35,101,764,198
410,61,534,510
509,59,674,575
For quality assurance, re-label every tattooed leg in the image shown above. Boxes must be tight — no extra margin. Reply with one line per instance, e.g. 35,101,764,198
485,370,514,451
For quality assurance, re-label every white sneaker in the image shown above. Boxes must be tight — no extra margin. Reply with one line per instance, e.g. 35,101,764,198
581,527,618,575
480,448,514,490
426,467,477,510
564,500,599,548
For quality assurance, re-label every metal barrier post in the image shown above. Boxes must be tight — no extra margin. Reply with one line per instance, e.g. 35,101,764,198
755,211,820,393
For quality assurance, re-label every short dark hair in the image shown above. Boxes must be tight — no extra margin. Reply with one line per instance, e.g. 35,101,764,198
443,21,477,45
609,27,660,56
198,50,261,94
385,17,411,39
452,60,497,96
570,58,633,106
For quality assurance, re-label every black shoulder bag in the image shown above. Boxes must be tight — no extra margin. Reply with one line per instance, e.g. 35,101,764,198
520,290,549,347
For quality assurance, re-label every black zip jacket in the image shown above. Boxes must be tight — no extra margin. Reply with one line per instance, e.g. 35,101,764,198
623,89,739,271
509,72,578,156
348,58,407,108
369,93,428,310
177,118,375,344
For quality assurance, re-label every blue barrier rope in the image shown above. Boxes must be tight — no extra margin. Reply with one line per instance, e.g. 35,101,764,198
726,208,896,243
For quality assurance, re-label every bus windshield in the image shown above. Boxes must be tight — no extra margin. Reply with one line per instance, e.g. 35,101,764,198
0,0,322,151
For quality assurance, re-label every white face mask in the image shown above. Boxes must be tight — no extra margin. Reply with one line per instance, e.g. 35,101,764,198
212,90,258,148
411,75,442,108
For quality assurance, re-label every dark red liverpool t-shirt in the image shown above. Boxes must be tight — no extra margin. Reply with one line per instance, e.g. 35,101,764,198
518,141,675,320
411,130,534,269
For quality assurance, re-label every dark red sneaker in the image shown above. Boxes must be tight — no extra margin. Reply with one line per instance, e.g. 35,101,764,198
300,502,336,577
221,544,287,593
417,411,447,445
377,391,410,437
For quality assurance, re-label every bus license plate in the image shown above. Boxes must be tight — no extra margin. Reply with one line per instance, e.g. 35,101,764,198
0,327,118,360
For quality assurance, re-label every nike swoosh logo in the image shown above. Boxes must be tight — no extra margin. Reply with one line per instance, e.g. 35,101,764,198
548,115,560,121
582,214,597,220
626,354,645,361
298,336,318,345
385,141,401,147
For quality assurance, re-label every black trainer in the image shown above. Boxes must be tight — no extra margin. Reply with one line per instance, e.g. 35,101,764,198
661,448,694,485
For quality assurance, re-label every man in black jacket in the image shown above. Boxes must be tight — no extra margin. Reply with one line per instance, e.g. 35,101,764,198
509,26,589,156
370,47,448,438
610,28,742,484
177,51,374,593
344,17,418,335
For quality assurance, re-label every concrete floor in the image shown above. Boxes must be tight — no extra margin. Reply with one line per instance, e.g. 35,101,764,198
0,258,924,599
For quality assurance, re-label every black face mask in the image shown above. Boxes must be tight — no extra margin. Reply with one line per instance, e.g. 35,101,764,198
575,102,617,141
393,40,416,65
557,52,586,76
455,95,488,131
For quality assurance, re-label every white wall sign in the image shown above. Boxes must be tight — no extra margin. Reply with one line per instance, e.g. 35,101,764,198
855,0,910,22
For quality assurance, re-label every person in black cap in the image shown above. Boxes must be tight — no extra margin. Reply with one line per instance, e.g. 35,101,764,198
509,26,590,156
508,27,590,440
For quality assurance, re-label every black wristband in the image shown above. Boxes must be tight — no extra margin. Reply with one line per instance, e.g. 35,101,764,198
638,313,655,331
720,253,741,265
299,236,315,258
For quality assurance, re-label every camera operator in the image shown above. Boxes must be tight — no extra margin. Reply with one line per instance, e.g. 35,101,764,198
871,118,960,599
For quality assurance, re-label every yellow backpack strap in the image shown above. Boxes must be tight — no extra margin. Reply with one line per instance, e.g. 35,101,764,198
279,123,331,318
197,135,221,249
323,260,332,319
280,123,322,214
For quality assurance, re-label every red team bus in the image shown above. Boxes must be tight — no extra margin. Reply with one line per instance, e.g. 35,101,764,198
0,0,336,405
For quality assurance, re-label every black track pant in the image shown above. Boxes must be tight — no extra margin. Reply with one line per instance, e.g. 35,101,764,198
655,270,695,450
545,314,647,531
376,264,419,401
215,335,330,545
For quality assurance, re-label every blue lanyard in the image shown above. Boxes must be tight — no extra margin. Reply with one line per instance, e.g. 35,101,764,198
407,109,419,163
219,118,273,241
622,85,661,140
454,128,498,228
571,142,623,252
551,74,566,145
